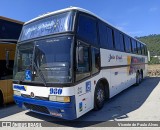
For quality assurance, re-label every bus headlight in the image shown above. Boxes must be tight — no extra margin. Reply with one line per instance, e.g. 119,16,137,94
49,95,56,101
49,95,70,103
13,90,21,96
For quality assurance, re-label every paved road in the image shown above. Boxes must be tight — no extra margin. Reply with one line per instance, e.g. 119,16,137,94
0,77,160,128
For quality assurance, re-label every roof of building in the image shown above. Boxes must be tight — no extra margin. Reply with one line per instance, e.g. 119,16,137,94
0,16,24,24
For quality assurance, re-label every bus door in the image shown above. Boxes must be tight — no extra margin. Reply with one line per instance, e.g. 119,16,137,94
75,41,100,117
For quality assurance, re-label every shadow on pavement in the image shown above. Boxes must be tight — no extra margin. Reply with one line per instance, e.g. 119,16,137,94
25,77,160,127
0,103,24,119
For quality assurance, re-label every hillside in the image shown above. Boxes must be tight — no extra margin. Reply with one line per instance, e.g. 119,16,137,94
136,34,160,64
137,34,160,56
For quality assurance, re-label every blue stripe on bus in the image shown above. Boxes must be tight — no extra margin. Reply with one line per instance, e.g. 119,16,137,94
13,95,77,120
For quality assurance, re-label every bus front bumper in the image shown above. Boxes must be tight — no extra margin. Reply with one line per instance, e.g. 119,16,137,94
13,95,77,120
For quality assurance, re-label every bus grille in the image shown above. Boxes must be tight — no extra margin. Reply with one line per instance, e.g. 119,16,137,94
21,94,49,101
24,103,50,114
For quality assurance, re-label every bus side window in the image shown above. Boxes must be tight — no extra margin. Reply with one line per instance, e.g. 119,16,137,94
76,42,90,81
131,39,137,54
98,21,114,50
114,30,124,52
137,42,142,55
77,14,98,47
107,27,114,50
91,47,100,74
98,21,108,49
124,36,131,53
141,44,145,55
119,33,125,52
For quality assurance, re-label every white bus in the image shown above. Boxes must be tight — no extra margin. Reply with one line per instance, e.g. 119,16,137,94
13,7,148,120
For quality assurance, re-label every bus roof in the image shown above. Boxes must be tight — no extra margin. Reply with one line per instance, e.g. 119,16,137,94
25,7,94,25
25,7,146,46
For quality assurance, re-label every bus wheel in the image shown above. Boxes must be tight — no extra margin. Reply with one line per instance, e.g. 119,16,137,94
94,83,105,110
139,71,143,83
0,91,4,107
136,71,140,86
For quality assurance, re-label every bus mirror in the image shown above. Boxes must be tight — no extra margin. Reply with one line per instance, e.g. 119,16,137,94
148,51,150,62
6,51,10,68
76,46,84,64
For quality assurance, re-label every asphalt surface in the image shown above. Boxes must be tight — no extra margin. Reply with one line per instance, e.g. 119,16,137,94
0,77,160,128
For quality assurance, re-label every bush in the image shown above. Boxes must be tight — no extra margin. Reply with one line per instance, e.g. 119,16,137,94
149,57,160,64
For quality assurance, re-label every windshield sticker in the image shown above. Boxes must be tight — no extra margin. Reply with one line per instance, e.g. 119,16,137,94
86,81,91,93
25,70,31,81
50,88,63,95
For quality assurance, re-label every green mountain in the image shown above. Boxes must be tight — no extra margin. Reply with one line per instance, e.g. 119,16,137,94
137,34,160,56
136,34,160,64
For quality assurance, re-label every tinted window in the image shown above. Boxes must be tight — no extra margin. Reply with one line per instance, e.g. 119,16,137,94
98,21,114,49
107,27,114,49
0,19,22,40
91,47,100,74
76,42,91,81
141,44,145,55
20,12,74,41
119,33,125,51
77,14,98,46
114,30,124,51
131,39,137,54
14,36,72,83
76,45,90,73
114,30,121,51
124,36,131,53
98,22,108,48
137,42,142,54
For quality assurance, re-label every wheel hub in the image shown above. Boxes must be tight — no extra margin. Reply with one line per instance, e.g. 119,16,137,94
97,89,104,102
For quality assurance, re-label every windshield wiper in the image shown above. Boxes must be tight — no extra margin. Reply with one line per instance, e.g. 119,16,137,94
33,62,47,86
18,72,25,84
17,64,47,87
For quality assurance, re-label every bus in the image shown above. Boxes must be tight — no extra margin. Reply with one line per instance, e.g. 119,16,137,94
13,7,148,120
0,16,23,106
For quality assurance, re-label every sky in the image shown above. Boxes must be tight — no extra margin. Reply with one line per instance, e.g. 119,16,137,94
1,0,160,37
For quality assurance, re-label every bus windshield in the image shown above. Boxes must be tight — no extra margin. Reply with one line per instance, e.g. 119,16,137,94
13,36,73,84
19,11,75,41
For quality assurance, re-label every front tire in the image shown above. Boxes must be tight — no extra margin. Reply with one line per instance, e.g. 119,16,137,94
139,71,143,83
94,83,105,110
